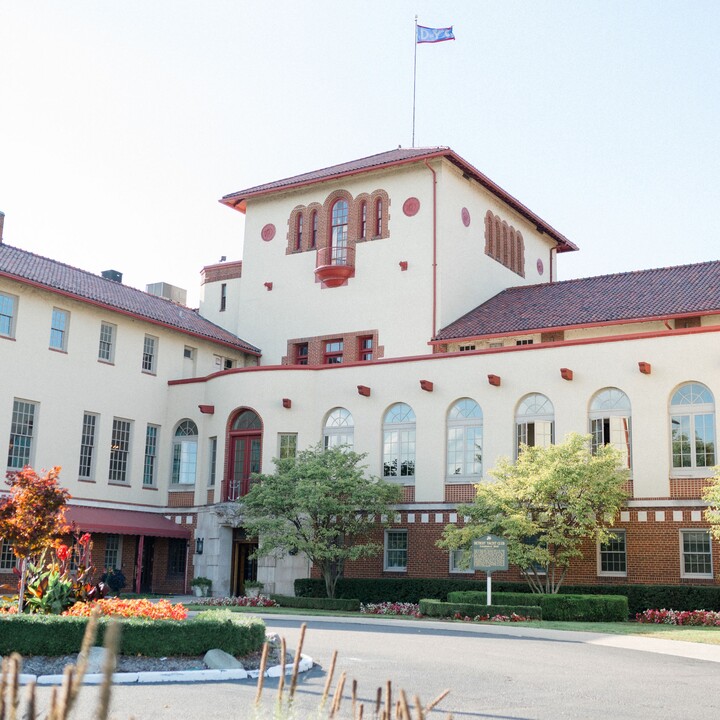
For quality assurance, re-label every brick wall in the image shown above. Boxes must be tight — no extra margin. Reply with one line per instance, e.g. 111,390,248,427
200,261,243,284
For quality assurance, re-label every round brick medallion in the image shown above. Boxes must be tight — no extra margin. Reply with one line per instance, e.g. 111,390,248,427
461,207,471,227
536,258,544,275
261,223,276,242
403,197,420,217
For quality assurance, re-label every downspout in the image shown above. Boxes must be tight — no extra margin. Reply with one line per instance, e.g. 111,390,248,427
423,159,438,337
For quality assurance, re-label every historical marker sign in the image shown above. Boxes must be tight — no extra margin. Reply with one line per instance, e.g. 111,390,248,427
472,534,508,572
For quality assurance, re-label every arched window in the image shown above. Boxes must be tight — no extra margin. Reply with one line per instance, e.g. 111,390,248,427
227,409,263,500
311,211,318,248
171,420,198,485
295,213,303,251
330,199,349,264
447,398,482,479
324,407,354,450
375,198,383,236
515,393,554,457
360,201,367,239
383,403,416,481
589,388,632,467
670,383,715,469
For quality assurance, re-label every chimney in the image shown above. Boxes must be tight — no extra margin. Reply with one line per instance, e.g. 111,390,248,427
101,269,123,283
0,211,5,244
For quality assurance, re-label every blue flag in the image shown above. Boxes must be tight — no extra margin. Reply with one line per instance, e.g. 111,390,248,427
416,25,455,44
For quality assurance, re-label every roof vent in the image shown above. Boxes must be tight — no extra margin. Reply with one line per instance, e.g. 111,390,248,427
146,281,187,305
101,269,123,283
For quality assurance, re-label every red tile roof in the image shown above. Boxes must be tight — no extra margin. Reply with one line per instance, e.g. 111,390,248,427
435,260,720,341
221,147,576,252
0,243,260,355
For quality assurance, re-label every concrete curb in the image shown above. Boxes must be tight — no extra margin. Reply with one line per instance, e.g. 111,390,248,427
23,653,314,686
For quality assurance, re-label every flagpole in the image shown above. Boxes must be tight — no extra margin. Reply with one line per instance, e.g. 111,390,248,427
412,15,418,147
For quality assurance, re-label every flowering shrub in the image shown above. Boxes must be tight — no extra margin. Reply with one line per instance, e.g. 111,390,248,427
0,604,18,615
636,609,720,626
361,602,422,618
63,598,188,620
453,611,531,623
193,595,278,608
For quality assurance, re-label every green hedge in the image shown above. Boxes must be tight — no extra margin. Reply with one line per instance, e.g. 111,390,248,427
270,595,360,612
295,578,720,616
0,610,265,657
419,599,542,620
447,591,628,622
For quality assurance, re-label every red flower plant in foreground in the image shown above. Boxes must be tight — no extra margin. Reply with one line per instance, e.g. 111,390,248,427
63,598,187,620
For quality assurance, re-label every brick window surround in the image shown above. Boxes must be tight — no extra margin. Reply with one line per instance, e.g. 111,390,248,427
284,330,383,366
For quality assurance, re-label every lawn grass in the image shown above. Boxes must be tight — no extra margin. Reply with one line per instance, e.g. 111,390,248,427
184,604,720,644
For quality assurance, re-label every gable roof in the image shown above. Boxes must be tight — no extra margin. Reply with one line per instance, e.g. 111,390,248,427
221,147,577,252
0,243,260,355
434,260,720,341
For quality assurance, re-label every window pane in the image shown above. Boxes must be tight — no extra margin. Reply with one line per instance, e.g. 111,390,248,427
143,425,158,486
600,532,626,574
109,419,131,482
79,413,97,478
8,400,36,469
683,531,712,575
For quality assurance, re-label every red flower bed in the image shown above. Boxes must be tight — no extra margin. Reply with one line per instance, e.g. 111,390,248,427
62,598,187,620
636,609,720,626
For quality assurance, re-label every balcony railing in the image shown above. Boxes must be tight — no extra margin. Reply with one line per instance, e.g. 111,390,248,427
315,245,355,287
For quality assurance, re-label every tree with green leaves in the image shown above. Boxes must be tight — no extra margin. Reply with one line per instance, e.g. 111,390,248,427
241,444,403,598
438,433,629,593
702,466,720,538
0,466,70,611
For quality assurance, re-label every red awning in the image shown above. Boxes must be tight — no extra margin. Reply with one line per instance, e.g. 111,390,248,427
65,506,190,539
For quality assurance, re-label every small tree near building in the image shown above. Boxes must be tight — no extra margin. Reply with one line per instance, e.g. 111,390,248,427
0,466,70,611
702,466,720,539
241,444,403,598
438,433,629,593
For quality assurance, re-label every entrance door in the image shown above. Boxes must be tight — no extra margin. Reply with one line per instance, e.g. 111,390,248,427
231,528,258,596
226,408,263,501
140,537,155,593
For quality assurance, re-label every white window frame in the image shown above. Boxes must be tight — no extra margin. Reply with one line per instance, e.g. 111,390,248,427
7,398,38,470
449,548,474,574
589,388,632,470
0,292,17,339
103,534,123,570
49,308,69,351
323,407,354,450
446,398,483,482
670,383,716,476
208,436,218,485
0,538,17,571
171,419,198,485
109,417,132,483
78,412,98,480
383,403,416,483
515,393,554,458
277,433,297,460
143,424,159,487
680,529,713,579
98,322,116,363
142,335,158,374
384,529,408,572
597,530,627,577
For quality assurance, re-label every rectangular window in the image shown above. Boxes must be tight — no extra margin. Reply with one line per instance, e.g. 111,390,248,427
143,424,158,486
183,346,194,359
515,339,534,346
109,418,131,483
681,530,713,578
104,534,122,570
449,549,473,574
0,539,16,571
168,539,187,575
98,322,116,363
78,412,98,479
0,293,17,339
459,344,476,352
489,342,504,348
599,531,627,576
220,283,227,312
295,343,309,365
49,308,69,351
324,340,344,364
208,436,217,486
142,335,157,374
384,530,408,571
278,433,297,459
358,336,373,361
7,399,37,470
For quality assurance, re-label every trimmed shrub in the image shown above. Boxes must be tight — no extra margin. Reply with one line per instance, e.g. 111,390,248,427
0,610,265,657
447,591,628,622
271,594,360,611
296,578,720,616
419,599,542,620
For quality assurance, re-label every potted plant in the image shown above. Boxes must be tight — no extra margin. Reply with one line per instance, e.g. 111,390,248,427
190,576,212,597
243,580,263,598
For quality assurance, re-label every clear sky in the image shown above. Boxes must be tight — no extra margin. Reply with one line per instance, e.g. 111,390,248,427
1,1,718,306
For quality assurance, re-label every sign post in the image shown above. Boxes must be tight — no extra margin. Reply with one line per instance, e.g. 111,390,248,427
472,535,508,606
